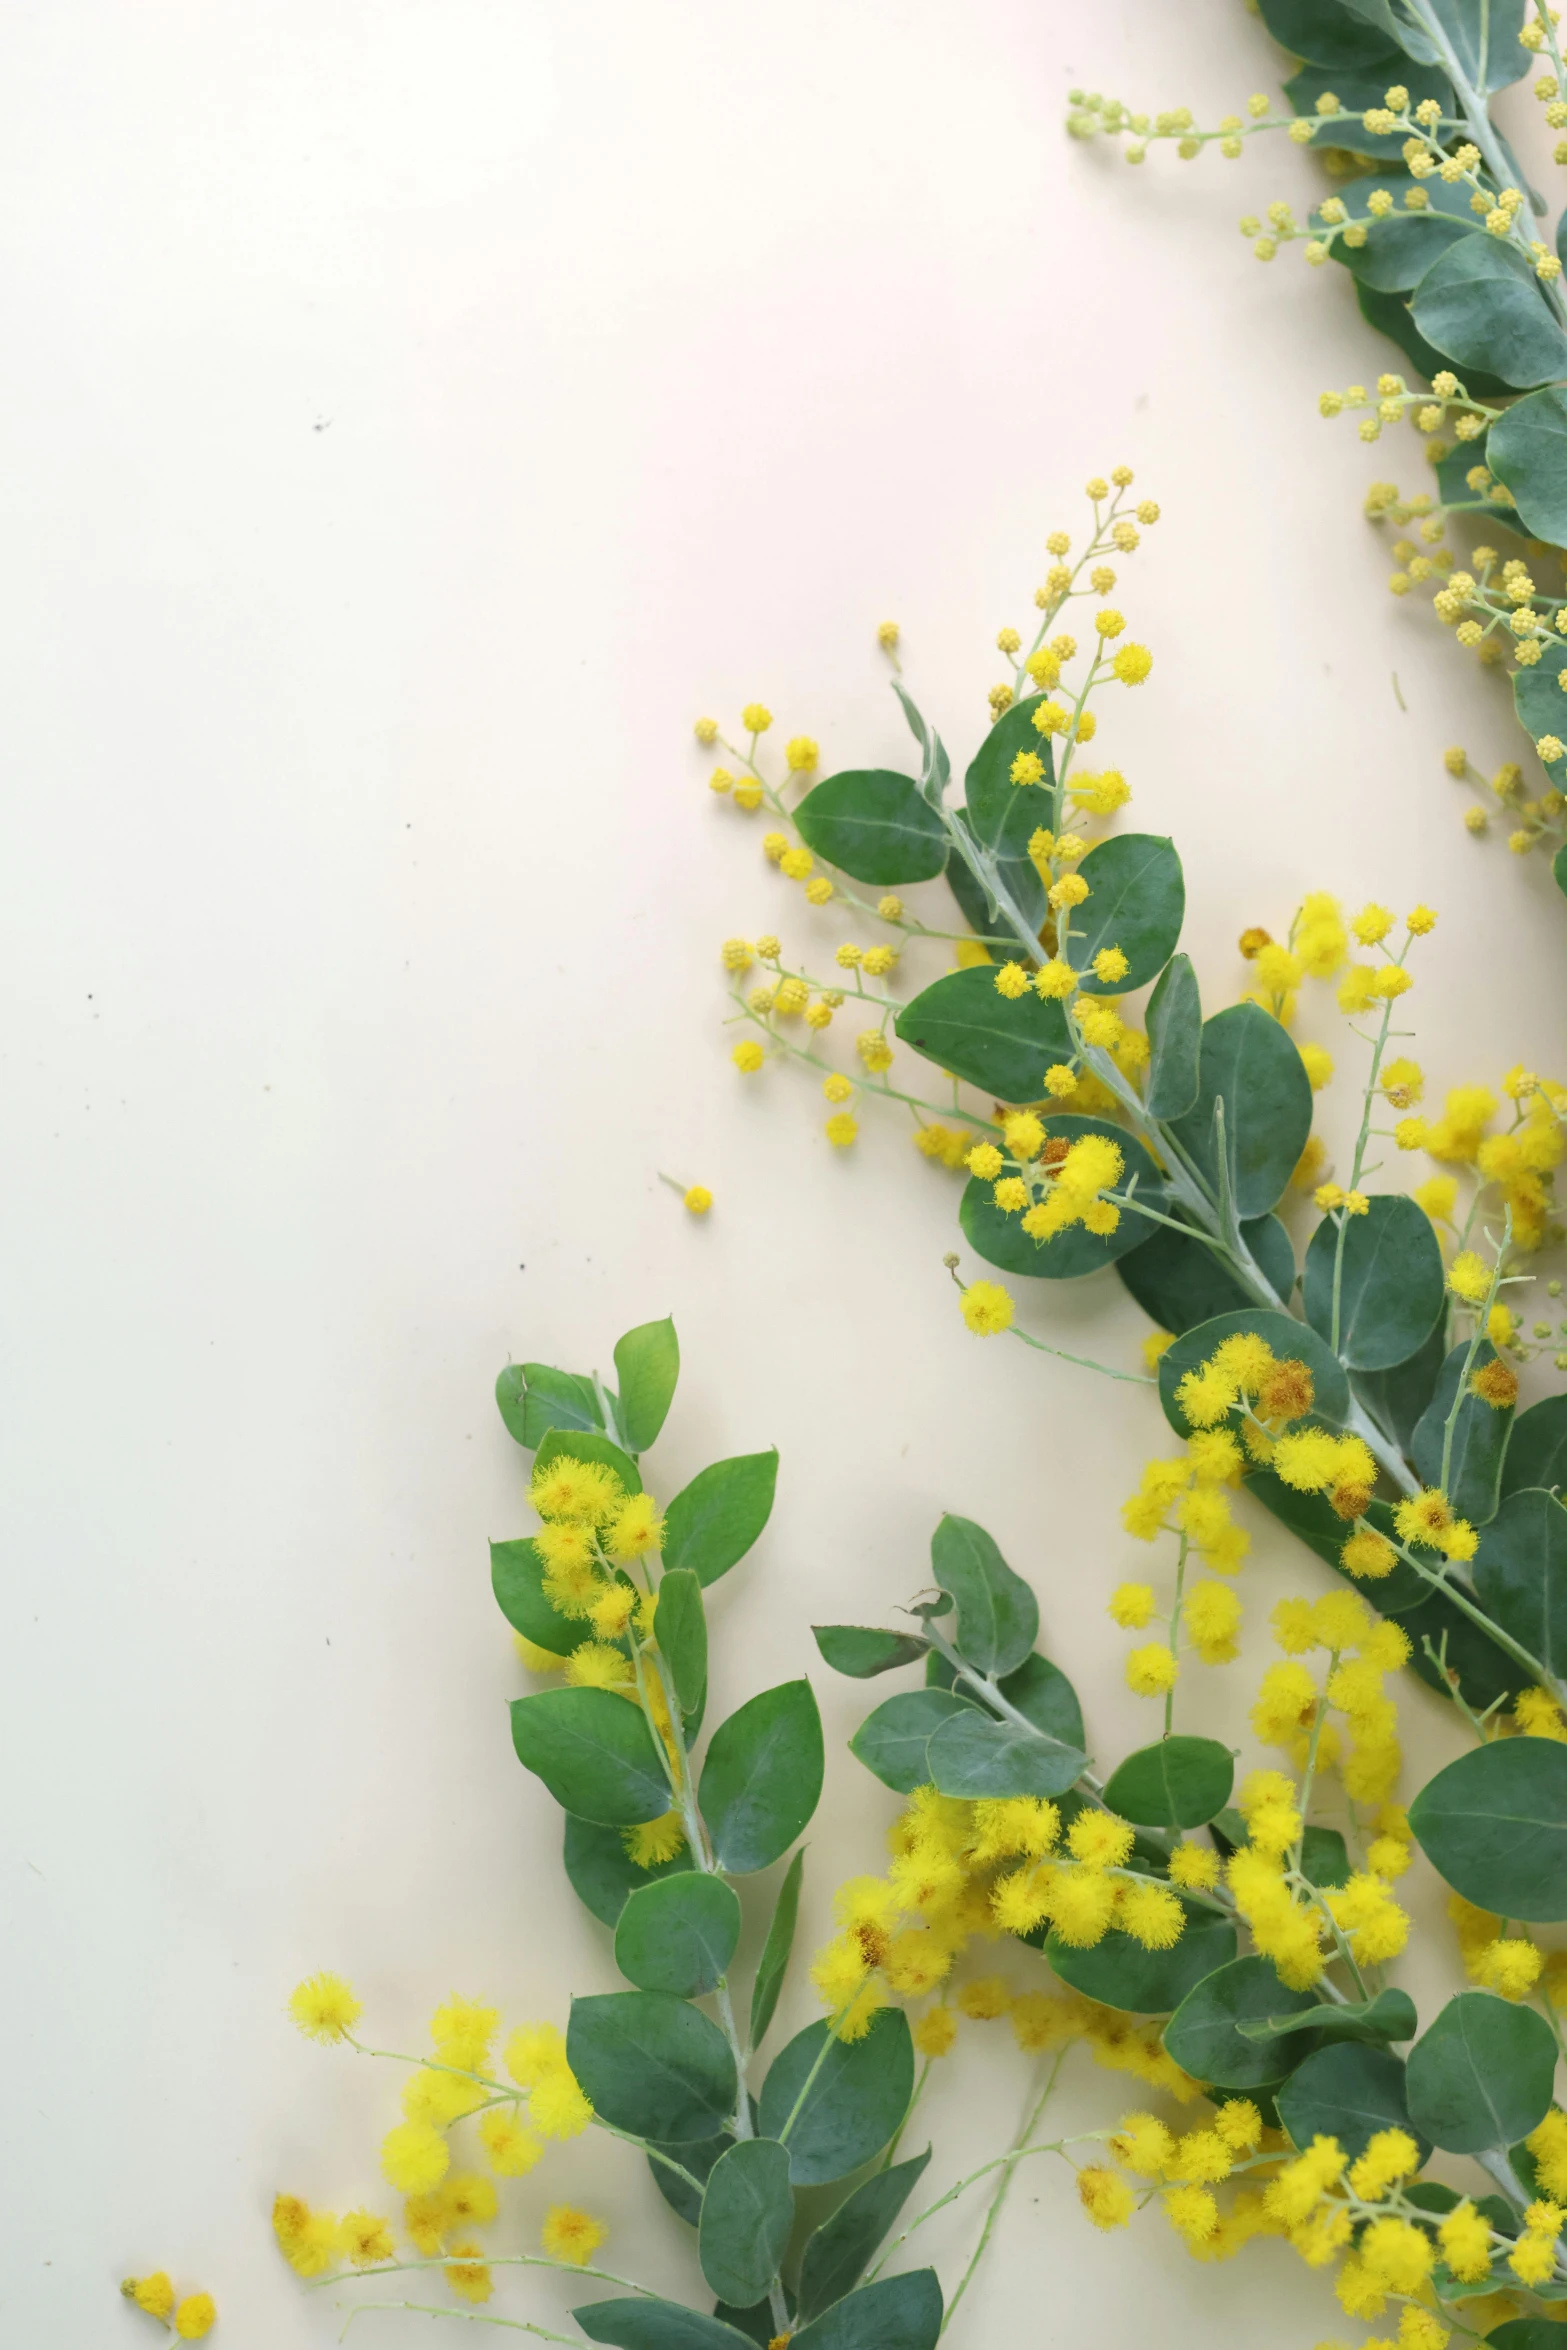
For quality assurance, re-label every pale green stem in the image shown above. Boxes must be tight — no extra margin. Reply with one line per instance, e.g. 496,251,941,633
940,2051,1069,2332
1164,1534,1189,1736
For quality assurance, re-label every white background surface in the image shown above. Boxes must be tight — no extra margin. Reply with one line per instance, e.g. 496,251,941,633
5,3,1567,2343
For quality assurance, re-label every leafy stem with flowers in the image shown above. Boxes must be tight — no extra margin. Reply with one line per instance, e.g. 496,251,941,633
1067,0,1567,894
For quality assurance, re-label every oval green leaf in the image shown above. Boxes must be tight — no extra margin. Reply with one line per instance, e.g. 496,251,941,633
568,1990,738,2143
1118,1212,1294,1332
812,1625,930,1678
849,1689,977,1793
930,1512,1038,1676
1144,951,1202,1119
700,1680,824,1874
573,2299,756,2350
999,1651,1086,1750
497,1360,608,1449
1488,384,1567,543
1045,1900,1237,2017
655,1568,708,1719
895,966,1071,1102
1405,1990,1558,2153
1302,1192,1445,1370
534,1423,642,1497
792,769,948,885
795,2149,931,2323
1103,1736,1235,1829
698,2137,794,2310
749,1849,804,2051
491,1537,580,1657
662,1450,778,1587
1409,1737,1567,1920
1167,1002,1313,1221
1163,1954,1324,2090
1257,0,1414,66
614,1873,740,1997
562,1814,694,1929
510,1688,670,1826
963,698,1055,867
1158,1306,1351,1438
1066,833,1185,993
1473,1488,1567,1678
790,2271,942,2350
1411,236,1567,389
1278,2043,1428,2164
925,1708,1087,1800
1504,1394,1567,1499
612,1316,679,1454
758,2008,915,2185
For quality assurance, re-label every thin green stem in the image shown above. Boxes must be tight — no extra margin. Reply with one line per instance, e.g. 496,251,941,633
337,2304,577,2344
1164,1534,1190,1735
941,2052,1069,2332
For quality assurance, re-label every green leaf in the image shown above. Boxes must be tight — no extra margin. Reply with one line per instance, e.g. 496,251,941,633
1352,276,1509,394
1167,1003,1313,1221
1158,1307,1351,1438
1473,1488,1567,1678
793,770,949,885
1411,236,1567,390
1557,839,1567,901
1487,384,1567,543
496,1361,607,1449
812,1625,930,1678
655,1570,708,1720
1505,1395,1567,1498
1488,2325,1567,2350
759,2009,915,2185
961,699,1054,921
749,1849,804,2050
510,1689,670,1826
850,1689,977,1793
614,1873,740,1997
1515,638,1567,749
1351,1320,1447,1456
930,1512,1038,1676
1118,1212,1294,1332
1285,58,1452,156
1327,179,1479,294
1257,0,1415,68
894,967,1071,1103
562,1815,694,1929
925,1708,1087,1800
999,1651,1086,1750
700,1680,824,1873
1302,1192,1445,1371
1163,1955,1325,2090
1410,1738,1567,1920
1300,1825,1352,1891
961,1115,1169,1281
1044,1900,1237,2017
795,2150,932,2322
1412,1340,1514,1526
1103,1736,1235,1830
1437,431,1521,527
534,1424,642,1497
1277,2044,1429,2164
1144,952,1202,1119
790,2272,943,2350
491,1538,579,1658
890,679,951,805
698,2138,794,2309
645,2124,739,2228
613,1318,679,1454
1066,834,1185,993
662,1451,778,1587
1406,1990,1558,2152
568,1990,738,2143
573,2299,756,2350
1425,0,1529,91
1330,0,1435,54
1238,1987,1416,2047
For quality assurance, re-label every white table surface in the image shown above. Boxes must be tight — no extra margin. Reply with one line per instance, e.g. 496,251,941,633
4,3,1566,2342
